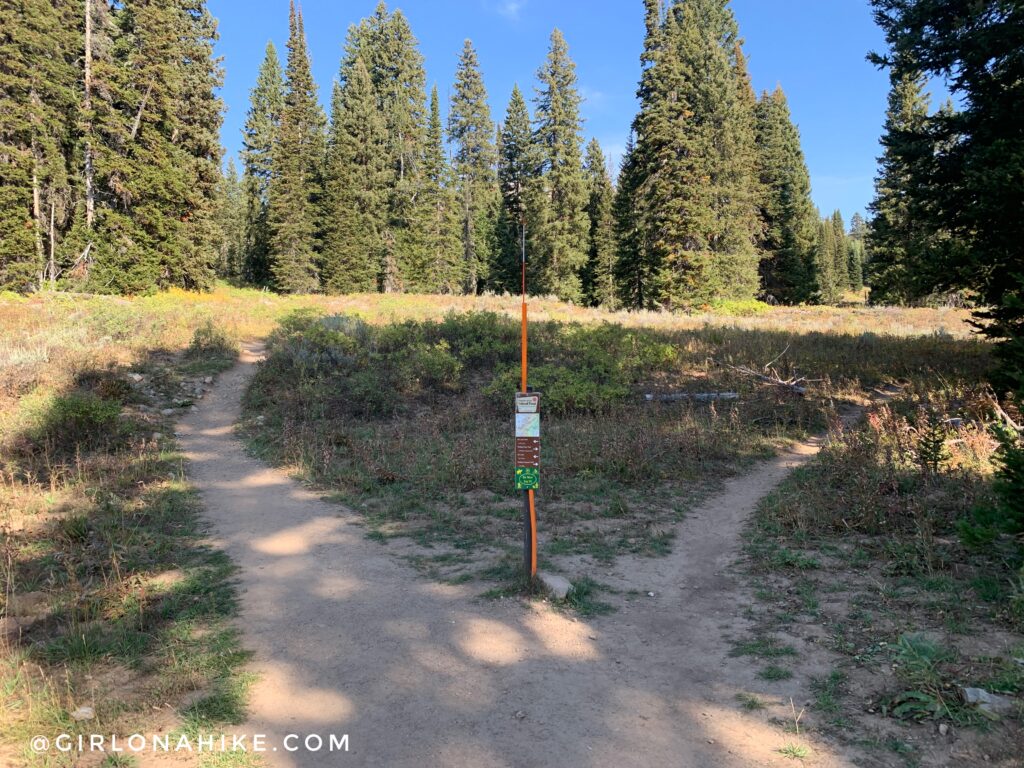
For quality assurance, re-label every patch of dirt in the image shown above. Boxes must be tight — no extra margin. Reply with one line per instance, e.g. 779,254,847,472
177,344,875,767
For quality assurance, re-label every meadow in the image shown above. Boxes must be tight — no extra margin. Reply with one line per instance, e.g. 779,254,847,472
2,285,1017,766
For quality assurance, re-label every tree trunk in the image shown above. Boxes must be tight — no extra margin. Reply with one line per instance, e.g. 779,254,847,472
84,0,94,229
48,200,56,289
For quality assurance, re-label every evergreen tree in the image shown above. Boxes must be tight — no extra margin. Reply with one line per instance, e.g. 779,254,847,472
582,138,617,308
831,209,849,291
216,158,246,278
616,0,761,308
866,68,932,304
493,84,536,293
614,134,658,308
754,86,817,303
0,0,79,291
417,86,462,292
267,1,325,293
813,217,840,305
343,3,428,291
847,238,865,293
240,42,283,286
321,58,388,294
531,29,589,302
849,212,868,241
448,39,497,293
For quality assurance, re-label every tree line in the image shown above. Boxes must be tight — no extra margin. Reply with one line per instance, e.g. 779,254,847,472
0,0,223,294
1,0,866,306
223,0,865,307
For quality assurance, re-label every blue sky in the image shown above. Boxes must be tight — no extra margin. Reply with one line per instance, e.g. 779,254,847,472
209,0,893,220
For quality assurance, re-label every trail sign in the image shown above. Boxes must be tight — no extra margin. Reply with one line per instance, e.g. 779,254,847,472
514,392,540,490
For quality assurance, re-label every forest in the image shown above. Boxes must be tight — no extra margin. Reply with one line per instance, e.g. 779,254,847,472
1,0,874,307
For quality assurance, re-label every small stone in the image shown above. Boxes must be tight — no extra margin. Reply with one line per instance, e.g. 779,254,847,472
647,591,655,598
960,687,1016,717
204,376,213,384
161,408,176,416
70,706,95,721
128,373,144,382
537,571,572,600
151,432,163,441
514,710,526,720
938,723,949,736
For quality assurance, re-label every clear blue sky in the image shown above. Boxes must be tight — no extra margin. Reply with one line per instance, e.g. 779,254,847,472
209,0,893,220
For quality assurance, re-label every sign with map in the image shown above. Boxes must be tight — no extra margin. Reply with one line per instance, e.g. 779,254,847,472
515,393,541,490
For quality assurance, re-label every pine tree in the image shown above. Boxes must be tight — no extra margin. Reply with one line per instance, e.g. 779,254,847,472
493,84,536,293
217,158,245,278
831,209,849,292
849,212,868,241
448,39,497,294
531,29,589,302
417,86,462,292
582,138,617,307
754,86,817,303
813,217,840,304
0,0,78,291
866,68,932,304
343,3,427,291
240,42,283,286
847,238,865,292
267,1,325,293
321,58,388,294
614,134,658,308
616,0,761,308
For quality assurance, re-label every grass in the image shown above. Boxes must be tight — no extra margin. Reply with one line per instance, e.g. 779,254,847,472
741,375,1024,759
239,301,990,592
0,286,1004,758
736,692,767,710
777,742,811,760
758,665,794,681
0,288,266,765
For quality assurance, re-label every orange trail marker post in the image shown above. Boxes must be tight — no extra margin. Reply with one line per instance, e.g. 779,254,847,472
516,219,538,582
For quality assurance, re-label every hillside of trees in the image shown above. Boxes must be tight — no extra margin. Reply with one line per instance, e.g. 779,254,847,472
2,0,869,307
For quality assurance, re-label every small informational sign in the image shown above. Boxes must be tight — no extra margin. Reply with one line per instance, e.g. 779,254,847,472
515,467,540,491
515,392,541,490
516,393,540,413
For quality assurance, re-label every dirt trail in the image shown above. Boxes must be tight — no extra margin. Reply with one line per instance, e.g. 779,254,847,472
177,344,857,768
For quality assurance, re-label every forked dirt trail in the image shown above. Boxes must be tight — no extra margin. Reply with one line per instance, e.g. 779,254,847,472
178,345,857,768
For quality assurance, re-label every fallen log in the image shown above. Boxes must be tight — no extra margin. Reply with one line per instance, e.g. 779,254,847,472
645,391,740,402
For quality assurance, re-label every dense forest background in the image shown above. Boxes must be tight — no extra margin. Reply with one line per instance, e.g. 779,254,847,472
0,1,1019,327
1,0,874,307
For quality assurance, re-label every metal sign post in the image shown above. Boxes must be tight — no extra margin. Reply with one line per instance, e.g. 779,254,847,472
516,219,538,582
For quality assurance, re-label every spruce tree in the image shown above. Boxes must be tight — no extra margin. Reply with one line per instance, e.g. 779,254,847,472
754,86,817,303
614,134,657,308
617,0,761,308
831,209,849,292
813,217,840,304
493,84,536,293
448,39,497,294
0,0,78,291
866,67,932,304
240,42,283,286
417,86,462,292
847,238,865,293
582,138,617,308
267,1,325,293
343,3,428,291
531,29,589,302
217,158,245,278
320,58,389,294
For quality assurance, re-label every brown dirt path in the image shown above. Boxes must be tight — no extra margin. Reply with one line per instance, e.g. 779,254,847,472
177,344,859,768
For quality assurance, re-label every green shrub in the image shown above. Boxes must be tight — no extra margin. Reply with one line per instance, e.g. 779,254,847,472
186,321,236,361
959,424,1024,553
36,392,123,455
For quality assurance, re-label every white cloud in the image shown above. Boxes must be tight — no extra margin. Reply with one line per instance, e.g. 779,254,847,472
495,0,525,21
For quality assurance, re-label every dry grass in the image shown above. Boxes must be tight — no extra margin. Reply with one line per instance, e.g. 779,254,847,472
0,284,996,764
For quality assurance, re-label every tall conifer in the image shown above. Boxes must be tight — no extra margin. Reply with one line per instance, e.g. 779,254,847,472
267,1,325,293
582,139,617,308
448,40,497,293
531,29,588,302
241,42,283,286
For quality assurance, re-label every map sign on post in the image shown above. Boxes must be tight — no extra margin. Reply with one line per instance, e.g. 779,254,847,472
514,393,540,490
